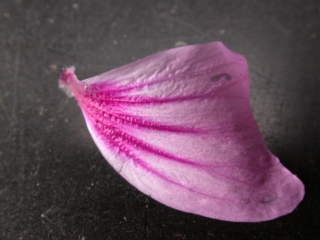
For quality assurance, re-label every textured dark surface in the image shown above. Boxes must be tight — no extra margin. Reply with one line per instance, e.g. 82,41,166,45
0,0,319,239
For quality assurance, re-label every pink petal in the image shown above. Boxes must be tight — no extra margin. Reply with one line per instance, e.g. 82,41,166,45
59,41,304,222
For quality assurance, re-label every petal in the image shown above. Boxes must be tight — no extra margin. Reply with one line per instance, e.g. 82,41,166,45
59,41,304,222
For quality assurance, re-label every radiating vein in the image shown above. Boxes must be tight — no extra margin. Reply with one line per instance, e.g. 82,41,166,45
79,98,202,133
94,122,235,203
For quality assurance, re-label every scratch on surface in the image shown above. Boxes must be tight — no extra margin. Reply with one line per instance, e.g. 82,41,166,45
269,16,291,36
4,43,22,149
47,46,75,57
0,187,8,196
0,98,10,121
251,68,272,82
10,43,21,121
159,13,203,35
56,97,71,114
41,206,66,236
0,151,8,176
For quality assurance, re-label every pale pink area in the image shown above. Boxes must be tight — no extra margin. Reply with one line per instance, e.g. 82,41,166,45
59,41,304,222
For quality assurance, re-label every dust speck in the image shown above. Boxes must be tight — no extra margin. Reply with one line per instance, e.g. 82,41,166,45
39,106,45,116
72,3,79,10
175,41,187,47
219,29,226,35
48,18,55,24
170,5,177,14
310,33,317,39
49,64,58,71
3,12,10,18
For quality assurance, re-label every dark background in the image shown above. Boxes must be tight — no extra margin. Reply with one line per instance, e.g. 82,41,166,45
1,0,319,239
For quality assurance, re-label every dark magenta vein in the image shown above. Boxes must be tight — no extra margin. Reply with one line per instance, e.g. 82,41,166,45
97,95,206,105
87,110,267,173
81,94,248,136
79,97,202,133
86,105,201,133
89,79,240,106
105,123,257,187
206,167,257,187
94,121,203,167
112,112,202,133
92,117,268,187
95,124,233,203
79,88,268,175
132,157,232,202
